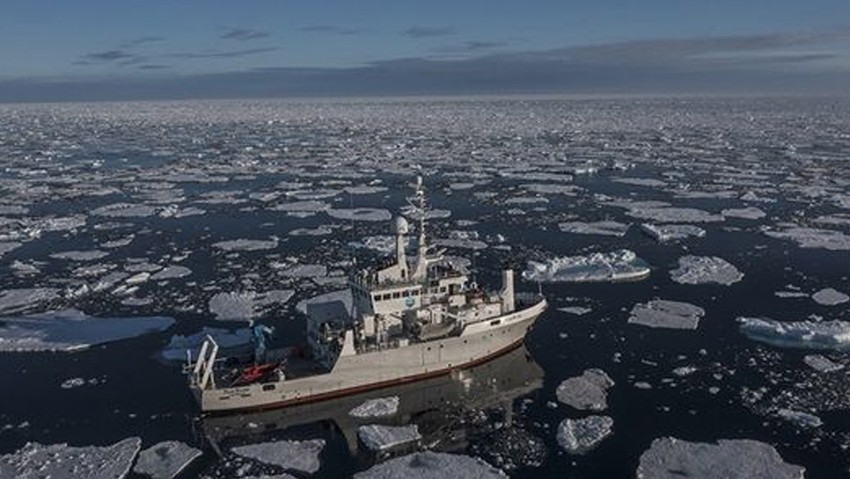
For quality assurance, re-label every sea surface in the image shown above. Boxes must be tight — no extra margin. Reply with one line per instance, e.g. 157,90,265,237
1,97,850,478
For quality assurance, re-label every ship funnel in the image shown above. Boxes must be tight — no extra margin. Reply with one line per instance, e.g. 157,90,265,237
500,267,515,313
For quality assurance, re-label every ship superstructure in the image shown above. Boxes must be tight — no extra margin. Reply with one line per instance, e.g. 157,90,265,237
188,175,547,413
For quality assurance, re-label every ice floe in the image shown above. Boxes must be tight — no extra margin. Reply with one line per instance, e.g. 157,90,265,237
737,317,850,351
0,309,174,352
775,409,822,429
150,265,192,280
628,300,705,330
556,369,615,411
212,238,278,252
231,439,325,475
722,207,766,220
764,227,850,251
358,424,421,452
0,437,141,479
636,437,804,479
558,221,630,237
349,396,400,418
556,416,614,454
92,202,158,218
0,287,60,315
133,440,202,479
803,354,844,372
640,224,706,242
50,250,109,261
625,207,723,224
523,250,649,283
811,288,849,306
354,451,506,479
326,208,392,222
558,306,593,316
208,290,294,321
670,255,743,286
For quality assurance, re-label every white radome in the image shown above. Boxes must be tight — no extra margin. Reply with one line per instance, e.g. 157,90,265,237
394,216,410,235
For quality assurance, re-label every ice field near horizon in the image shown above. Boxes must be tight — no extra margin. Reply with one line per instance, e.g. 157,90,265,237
2,97,850,478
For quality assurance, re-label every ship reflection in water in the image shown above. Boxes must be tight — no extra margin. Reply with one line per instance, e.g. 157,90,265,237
200,344,543,462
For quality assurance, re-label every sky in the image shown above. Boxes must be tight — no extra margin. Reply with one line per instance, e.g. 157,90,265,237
1,0,849,101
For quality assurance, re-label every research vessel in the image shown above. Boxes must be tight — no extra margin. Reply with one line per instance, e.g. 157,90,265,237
188,176,547,413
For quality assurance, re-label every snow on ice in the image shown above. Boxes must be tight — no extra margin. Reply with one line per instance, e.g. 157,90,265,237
640,224,706,242
326,208,392,222
231,439,325,475
133,440,202,479
556,369,615,411
670,255,743,286
558,221,630,237
212,238,278,252
722,207,766,220
628,300,705,330
357,424,421,452
0,437,141,479
0,288,60,315
523,250,649,283
636,437,804,479
556,416,614,454
737,317,850,351
811,288,849,306
354,451,506,479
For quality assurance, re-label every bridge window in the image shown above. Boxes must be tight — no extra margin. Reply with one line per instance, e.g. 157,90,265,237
382,293,391,301
373,295,381,302
412,290,420,296
262,384,276,391
392,292,401,299
490,319,501,326
402,290,410,297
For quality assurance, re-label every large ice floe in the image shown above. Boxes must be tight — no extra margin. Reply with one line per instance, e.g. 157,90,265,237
0,309,174,352
763,226,850,251
722,207,766,220
556,369,615,411
624,206,723,223
640,223,706,242
326,208,392,222
523,250,649,283
349,396,400,418
354,452,506,479
670,255,743,286
132,440,202,479
212,238,278,252
358,424,422,452
0,437,141,479
811,288,849,306
558,221,630,237
636,437,804,479
737,317,850,351
556,416,614,454
207,290,294,321
628,300,705,330
231,439,325,475
0,288,60,315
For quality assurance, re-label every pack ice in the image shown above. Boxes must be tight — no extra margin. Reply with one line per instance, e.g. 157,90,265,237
738,317,850,351
231,439,325,475
354,451,506,479
0,437,141,479
133,440,202,479
523,250,649,283
556,369,615,411
670,255,743,286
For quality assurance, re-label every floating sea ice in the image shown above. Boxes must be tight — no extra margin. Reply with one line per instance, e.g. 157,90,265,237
803,354,844,372
556,369,615,411
0,437,141,479
556,416,614,454
354,452,506,479
558,306,593,316
358,424,422,452
50,250,110,261
774,291,809,298
231,439,325,475
345,185,388,195
522,183,581,195
159,327,251,362
212,238,278,252
349,235,398,255
737,317,850,351
763,227,850,251
0,241,21,258
811,288,849,306
722,207,766,220
277,264,328,279
640,224,706,242
670,256,743,286
613,177,666,187
0,309,174,352
92,202,158,218
271,200,331,214
636,437,805,479
326,208,392,222
628,300,705,330
0,288,59,315
626,207,723,223
60,377,87,389
523,250,650,283
289,225,334,236
350,396,400,418
775,409,823,429
208,290,294,321
558,221,630,237
151,265,192,280
133,440,202,479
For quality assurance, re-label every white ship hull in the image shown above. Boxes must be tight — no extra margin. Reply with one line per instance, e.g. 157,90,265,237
194,298,546,413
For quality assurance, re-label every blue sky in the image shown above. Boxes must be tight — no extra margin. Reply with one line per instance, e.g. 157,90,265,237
1,0,849,100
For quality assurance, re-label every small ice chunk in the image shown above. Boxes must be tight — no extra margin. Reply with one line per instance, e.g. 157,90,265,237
811,288,849,306
0,288,60,315
629,300,705,330
50,250,109,261
60,377,87,389
556,369,615,411
556,416,614,454
231,439,325,475
133,441,202,479
354,451,506,479
0,241,22,258
559,221,630,237
803,354,844,372
0,437,141,479
775,409,822,429
326,208,392,222
636,437,805,479
670,255,743,286
523,250,650,283
722,207,766,220
614,177,666,187
558,306,593,316
151,266,192,280
738,317,850,351
92,202,157,218
358,424,421,452
626,207,723,223
277,264,327,279
350,396,400,418
212,238,278,252
0,309,174,352
640,224,706,242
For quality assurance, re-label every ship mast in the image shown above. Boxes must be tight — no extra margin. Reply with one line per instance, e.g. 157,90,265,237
411,175,428,281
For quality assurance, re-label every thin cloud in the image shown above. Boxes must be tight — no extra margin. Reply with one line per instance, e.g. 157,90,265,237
301,25,365,35
404,26,456,38
119,36,165,49
82,49,136,62
168,47,279,59
221,28,270,41
137,64,170,70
